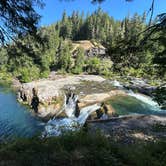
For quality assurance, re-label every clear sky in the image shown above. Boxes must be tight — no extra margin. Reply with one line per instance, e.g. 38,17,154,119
36,0,166,26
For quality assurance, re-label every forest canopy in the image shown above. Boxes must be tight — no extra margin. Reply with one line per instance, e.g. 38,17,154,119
0,8,165,83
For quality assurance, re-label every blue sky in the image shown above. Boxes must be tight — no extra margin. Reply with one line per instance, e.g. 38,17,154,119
36,0,166,26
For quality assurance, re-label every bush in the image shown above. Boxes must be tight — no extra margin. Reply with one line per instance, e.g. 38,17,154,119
85,57,101,74
0,131,166,166
125,67,145,78
0,70,13,85
40,70,50,78
99,59,113,76
72,47,85,74
16,66,40,83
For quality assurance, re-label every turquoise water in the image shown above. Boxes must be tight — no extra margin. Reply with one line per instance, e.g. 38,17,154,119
0,86,165,140
110,96,166,116
0,87,43,141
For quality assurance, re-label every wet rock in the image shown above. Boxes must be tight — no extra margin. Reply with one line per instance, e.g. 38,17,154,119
31,88,39,113
103,104,116,116
87,103,117,120
124,77,157,96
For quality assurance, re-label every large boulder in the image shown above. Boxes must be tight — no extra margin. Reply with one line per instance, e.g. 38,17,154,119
17,74,107,118
124,77,157,96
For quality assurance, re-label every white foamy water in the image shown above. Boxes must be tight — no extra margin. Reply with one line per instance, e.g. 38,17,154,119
111,80,164,112
42,94,100,137
43,80,165,137
65,94,78,118
42,118,79,137
77,104,101,125
127,90,165,112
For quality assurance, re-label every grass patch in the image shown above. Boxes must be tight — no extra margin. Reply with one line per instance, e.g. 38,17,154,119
0,131,166,166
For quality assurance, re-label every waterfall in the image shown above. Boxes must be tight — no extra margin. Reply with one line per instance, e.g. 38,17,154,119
110,79,164,111
77,104,101,125
42,93,101,137
128,90,159,107
65,93,78,118
42,79,165,137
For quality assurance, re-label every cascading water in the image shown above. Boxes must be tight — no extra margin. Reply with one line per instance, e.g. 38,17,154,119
43,80,165,137
42,92,101,137
128,90,158,107
111,80,165,112
65,93,78,118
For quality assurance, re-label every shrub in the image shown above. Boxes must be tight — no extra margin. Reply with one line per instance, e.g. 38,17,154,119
99,59,113,76
0,68,13,85
40,70,50,78
16,66,40,83
0,131,166,166
85,57,101,74
72,47,85,74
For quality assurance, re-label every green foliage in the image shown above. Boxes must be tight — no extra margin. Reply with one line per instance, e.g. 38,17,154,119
0,0,43,44
72,47,85,74
125,67,145,78
0,131,166,166
0,8,165,82
153,86,166,109
99,59,113,76
0,68,13,85
152,29,166,77
16,66,40,83
85,57,113,76
40,70,50,78
56,41,72,72
85,57,101,74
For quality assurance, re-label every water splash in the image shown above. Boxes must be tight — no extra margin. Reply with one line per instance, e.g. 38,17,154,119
128,90,158,107
42,118,79,137
65,93,78,118
42,80,165,137
127,90,166,113
77,104,101,125
42,93,100,137
110,80,164,112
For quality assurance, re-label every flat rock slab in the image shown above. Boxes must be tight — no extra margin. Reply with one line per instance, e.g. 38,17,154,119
88,115,166,143
19,75,106,104
79,90,126,108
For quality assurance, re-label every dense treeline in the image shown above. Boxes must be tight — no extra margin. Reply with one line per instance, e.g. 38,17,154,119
0,8,165,83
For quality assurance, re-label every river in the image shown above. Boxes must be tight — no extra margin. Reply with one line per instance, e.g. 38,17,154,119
0,86,43,141
0,85,165,140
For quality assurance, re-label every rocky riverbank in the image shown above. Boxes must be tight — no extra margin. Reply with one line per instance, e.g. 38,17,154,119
88,114,166,143
15,73,166,140
17,73,166,119
17,74,126,119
